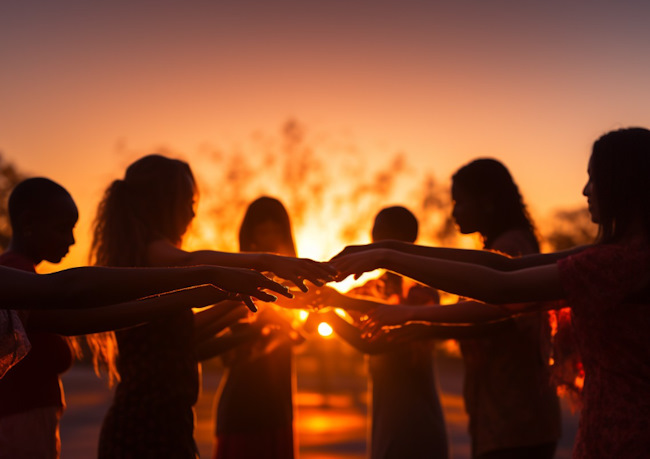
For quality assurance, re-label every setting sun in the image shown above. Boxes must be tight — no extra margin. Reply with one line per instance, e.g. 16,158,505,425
317,322,334,338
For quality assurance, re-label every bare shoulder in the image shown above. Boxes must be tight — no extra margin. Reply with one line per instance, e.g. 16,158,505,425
146,239,188,267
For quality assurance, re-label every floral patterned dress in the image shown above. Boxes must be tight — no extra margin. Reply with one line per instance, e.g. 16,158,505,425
558,240,650,458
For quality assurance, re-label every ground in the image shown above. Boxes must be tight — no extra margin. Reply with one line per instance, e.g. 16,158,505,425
60,351,579,458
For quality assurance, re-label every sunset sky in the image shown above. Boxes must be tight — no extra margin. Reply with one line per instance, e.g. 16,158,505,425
2,1,650,269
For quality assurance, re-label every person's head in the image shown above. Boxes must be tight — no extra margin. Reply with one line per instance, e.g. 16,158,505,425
8,177,78,264
586,127,650,243
91,154,196,266
451,158,537,249
371,206,418,243
239,196,296,257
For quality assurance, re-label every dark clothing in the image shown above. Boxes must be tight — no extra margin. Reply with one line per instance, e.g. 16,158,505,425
0,251,73,417
213,426,294,459
98,309,199,458
216,344,294,433
214,335,295,459
369,344,448,458
356,276,449,459
460,230,561,456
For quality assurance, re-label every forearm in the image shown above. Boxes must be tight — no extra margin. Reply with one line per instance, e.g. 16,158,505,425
380,250,564,304
325,313,392,354
330,293,384,313
195,328,258,361
385,240,584,270
385,240,514,269
194,302,247,344
29,285,225,335
37,265,224,310
385,320,515,341
398,301,510,324
178,251,268,271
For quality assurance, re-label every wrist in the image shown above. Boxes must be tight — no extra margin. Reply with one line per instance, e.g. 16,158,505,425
199,265,223,288
381,240,398,250
255,253,273,272
406,306,420,322
377,248,394,270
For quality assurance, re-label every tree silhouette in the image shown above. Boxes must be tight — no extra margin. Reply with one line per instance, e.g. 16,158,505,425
189,118,453,259
544,207,597,251
0,152,26,249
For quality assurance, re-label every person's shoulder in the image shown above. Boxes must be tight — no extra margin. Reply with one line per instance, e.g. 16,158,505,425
0,251,36,272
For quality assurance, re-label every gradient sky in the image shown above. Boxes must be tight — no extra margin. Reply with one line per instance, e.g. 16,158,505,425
2,1,650,268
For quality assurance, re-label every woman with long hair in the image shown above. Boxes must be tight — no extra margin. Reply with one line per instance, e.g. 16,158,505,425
448,159,560,458
331,162,560,458
92,156,333,458
212,196,302,459
333,127,650,458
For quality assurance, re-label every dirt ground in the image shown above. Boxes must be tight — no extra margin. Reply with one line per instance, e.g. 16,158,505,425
60,353,578,458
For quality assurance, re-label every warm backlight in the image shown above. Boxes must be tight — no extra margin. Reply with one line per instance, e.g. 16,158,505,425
317,322,334,337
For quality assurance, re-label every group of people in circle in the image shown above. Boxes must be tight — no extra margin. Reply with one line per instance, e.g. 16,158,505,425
1,126,649,459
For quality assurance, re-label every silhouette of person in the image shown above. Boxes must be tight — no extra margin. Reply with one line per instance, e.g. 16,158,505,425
309,206,449,459
213,197,303,459
333,127,650,458
450,159,560,459
92,156,333,458
0,178,79,458
0,178,277,458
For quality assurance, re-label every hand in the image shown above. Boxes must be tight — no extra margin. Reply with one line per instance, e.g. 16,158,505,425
270,285,331,310
262,255,337,292
331,249,390,281
367,322,433,344
361,304,417,337
330,241,394,261
302,310,327,334
272,293,308,310
299,286,340,310
213,267,294,312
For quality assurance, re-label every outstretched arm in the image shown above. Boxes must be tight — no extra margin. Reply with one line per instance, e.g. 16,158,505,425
298,286,386,314
197,307,303,361
373,320,516,342
317,308,497,353
362,300,525,337
1,264,291,311
318,309,397,355
193,301,250,344
333,249,566,305
27,285,229,335
148,241,336,292
195,324,261,362
333,241,585,271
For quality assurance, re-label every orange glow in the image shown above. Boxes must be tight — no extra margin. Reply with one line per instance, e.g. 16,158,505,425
329,271,384,293
333,308,347,318
317,322,333,337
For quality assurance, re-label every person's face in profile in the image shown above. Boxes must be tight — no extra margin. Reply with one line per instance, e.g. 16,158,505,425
32,195,79,264
250,220,291,255
583,158,600,224
177,173,197,238
451,183,484,234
